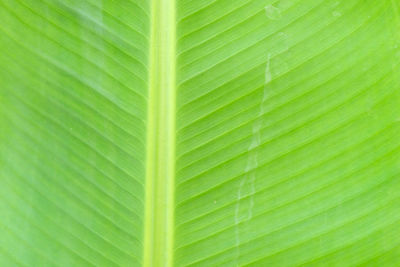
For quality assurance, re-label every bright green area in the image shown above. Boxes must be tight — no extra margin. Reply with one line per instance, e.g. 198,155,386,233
0,0,400,266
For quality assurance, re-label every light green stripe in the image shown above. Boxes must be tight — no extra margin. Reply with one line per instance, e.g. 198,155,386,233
143,0,176,266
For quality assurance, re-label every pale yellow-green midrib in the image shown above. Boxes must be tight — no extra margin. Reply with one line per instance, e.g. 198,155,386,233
143,0,176,266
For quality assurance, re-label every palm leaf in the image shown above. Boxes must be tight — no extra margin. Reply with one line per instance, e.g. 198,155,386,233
0,0,399,266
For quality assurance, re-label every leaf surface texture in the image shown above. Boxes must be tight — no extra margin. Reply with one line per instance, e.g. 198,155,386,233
0,0,400,266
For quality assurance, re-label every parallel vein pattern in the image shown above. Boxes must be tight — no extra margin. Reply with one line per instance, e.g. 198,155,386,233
1,0,400,266
175,0,400,266
0,0,150,266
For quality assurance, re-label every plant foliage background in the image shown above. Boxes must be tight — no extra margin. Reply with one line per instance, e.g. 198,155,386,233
0,0,400,266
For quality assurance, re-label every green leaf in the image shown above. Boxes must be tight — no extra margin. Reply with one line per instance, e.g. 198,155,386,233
1,0,400,266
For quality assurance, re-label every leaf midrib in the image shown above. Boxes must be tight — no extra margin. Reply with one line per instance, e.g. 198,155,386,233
143,0,176,266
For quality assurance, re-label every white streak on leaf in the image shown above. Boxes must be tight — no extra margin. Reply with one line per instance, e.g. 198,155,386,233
332,11,342,17
235,53,271,262
265,4,281,20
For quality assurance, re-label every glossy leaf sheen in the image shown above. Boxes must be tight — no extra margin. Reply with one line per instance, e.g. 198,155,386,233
0,0,400,266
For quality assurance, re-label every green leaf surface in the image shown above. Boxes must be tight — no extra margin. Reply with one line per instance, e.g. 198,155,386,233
1,0,400,266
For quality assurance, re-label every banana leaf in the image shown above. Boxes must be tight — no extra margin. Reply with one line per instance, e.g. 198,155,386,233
0,0,400,266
